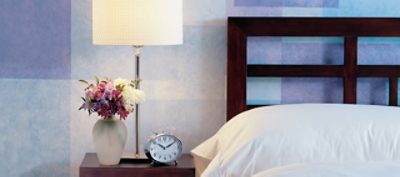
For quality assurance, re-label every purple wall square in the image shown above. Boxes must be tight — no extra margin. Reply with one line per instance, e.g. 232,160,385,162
0,0,71,79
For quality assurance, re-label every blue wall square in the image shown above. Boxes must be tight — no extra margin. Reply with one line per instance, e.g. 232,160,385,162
0,80,70,177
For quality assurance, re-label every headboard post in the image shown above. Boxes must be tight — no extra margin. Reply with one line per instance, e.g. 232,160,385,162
343,36,358,104
389,77,398,106
227,19,247,120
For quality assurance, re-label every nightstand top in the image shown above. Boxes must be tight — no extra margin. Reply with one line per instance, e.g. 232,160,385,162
81,153,194,169
80,153,195,177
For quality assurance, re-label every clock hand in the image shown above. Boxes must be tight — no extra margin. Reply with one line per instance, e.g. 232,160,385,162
156,143,166,150
166,140,177,148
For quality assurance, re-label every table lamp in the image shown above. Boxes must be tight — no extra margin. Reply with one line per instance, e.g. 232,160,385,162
92,0,183,159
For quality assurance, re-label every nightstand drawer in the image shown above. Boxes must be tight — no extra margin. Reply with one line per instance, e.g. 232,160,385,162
80,153,195,177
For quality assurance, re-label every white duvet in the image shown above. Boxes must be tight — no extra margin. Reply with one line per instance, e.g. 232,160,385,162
253,162,400,177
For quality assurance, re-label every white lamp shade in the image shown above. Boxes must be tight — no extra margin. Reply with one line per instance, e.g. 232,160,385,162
93,0,183,45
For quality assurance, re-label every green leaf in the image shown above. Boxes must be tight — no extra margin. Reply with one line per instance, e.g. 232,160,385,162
130,79,141,88
79,80,89,85
85,84,94,90
95,76,100,85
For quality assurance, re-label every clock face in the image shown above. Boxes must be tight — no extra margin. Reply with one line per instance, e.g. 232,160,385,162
147,134,182,163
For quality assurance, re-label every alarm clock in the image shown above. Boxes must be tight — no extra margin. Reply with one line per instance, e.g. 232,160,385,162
144,132,183,165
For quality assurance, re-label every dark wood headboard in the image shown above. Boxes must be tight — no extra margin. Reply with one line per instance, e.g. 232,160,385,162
227,17,400,121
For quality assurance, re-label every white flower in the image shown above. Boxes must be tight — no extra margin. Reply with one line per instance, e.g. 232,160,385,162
114,78,130,87
121,86,145,112
124,102,134,112
132,89,145,103
123,87,145,103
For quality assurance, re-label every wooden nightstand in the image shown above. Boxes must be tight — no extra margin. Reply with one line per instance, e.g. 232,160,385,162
80,153,195,177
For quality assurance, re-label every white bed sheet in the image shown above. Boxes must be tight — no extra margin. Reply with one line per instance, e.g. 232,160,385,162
253,161,400,177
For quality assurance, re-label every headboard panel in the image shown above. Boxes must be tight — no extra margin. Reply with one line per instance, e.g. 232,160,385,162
227,17,400,121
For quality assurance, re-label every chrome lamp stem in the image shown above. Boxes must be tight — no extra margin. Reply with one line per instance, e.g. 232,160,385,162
133,45,143,158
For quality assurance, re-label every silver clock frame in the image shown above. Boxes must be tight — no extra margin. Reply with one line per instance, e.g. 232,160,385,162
144,132,183,164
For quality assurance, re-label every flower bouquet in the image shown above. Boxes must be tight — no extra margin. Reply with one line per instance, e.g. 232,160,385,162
79,77,145,165
79,77,145,119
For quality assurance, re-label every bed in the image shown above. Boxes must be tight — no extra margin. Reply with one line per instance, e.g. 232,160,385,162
192,17,400,177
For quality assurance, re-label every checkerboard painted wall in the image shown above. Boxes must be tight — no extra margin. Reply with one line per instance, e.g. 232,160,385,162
0,0,399,176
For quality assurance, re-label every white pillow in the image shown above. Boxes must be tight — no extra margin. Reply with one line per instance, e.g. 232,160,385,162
192,104,400,177
191,136,218,177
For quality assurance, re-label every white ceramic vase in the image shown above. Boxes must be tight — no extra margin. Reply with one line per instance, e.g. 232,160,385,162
92,116,127,165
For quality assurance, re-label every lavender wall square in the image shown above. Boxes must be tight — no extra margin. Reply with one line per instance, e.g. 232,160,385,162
247,37,283,64
250,37,399,104
283,0,323,7
0,0,71,79
234,0,338,7
284,0,338,8
358,43,400,65
282,42,343,64
281,78,343,104
281,78,387,105
357,78,387,105
323,0,339,7
235,0,282,7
